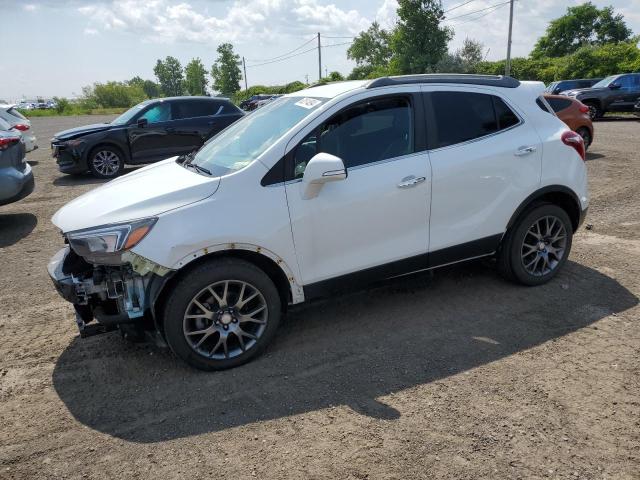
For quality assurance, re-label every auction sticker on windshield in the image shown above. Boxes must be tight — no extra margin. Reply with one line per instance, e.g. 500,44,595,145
295,98,322,109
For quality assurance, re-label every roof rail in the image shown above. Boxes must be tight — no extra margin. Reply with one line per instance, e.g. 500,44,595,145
366,74,520,89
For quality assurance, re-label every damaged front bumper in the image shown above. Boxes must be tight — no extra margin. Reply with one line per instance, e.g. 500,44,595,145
47,246,169,337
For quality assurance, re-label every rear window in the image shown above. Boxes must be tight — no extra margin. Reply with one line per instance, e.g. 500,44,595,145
428,91,520,149
6,107,27,120
547,97,573,113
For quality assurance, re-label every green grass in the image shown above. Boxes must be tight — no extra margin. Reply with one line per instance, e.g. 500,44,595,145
16,107,127,118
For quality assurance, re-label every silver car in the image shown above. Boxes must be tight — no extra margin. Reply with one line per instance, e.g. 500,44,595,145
0,104,37,152
0,116,34,206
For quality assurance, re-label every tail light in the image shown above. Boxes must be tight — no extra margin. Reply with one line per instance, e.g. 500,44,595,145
13,124,30,131
561,130,585,161
0,137,20,150
578,103,589,114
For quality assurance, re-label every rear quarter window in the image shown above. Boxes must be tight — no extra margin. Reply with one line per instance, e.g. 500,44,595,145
7,107,27,120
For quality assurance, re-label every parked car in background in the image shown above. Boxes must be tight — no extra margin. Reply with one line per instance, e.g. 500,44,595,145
51,96,244,178
239,94,277,111
0,117,34,206
544,94,593,149
545,78,602,95
0,105,38,152
48,75,588,370
562,73,640,119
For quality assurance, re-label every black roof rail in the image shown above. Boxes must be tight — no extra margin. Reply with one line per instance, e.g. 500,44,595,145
366,74,520,89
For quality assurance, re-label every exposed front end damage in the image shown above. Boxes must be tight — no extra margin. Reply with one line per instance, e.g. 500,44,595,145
48,246,171,338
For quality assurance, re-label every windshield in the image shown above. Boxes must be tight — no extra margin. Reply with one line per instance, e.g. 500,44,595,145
111,102,149,125
191,96,326,177
592,76,618,88
544,82,558,92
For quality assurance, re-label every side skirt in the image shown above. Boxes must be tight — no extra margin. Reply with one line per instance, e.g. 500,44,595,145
303,233,503,300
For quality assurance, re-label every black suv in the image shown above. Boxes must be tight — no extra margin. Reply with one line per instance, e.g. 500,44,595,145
52,96,244,178
562,73,640,120
545,78,602,95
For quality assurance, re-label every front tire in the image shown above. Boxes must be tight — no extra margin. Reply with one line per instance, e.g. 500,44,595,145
163,258,282,371
498,204,573,286
584,102,602,121
88,146,124,178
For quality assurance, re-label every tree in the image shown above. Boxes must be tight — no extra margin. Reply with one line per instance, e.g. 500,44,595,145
184,58,209,96
531,2,632,58
83,81,146,108
435,38,484,73
153,56,185,96
211,43,242,96
390,0,452,74
347,21,393,68
128,76,161,98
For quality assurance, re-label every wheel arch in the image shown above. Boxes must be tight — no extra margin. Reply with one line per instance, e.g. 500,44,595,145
84,141,129,164
149,246,302,334
506,185,582,234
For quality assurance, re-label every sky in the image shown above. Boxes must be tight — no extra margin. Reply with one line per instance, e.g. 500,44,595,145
2,0,640,101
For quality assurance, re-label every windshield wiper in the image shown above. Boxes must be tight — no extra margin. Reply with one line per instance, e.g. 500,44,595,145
184,162,212,176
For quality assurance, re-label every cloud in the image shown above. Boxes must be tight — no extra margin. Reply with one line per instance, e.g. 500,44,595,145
78,0,370,44
23,3,38,11
84,27,99,35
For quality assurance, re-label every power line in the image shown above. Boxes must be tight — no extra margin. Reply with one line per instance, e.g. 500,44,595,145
448,1,510,24
245,36,316,63
444,0,477,13
321,34,355,39
246,46,318,68
444,0,512,21
323,41,354,48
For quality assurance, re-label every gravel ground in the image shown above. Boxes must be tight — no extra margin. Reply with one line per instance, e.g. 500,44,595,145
0,115,639,480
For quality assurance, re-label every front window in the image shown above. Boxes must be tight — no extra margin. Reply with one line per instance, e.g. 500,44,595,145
592,76,618,88
110,102,149,125
191,96,327,177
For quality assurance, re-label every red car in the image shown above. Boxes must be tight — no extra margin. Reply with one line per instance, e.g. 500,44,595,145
544,94,594,149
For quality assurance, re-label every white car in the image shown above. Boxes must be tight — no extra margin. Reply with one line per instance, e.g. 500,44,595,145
0,105,37,152
48,74,589,370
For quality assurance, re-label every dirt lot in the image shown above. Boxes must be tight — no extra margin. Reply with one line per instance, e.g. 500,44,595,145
0,115,639,479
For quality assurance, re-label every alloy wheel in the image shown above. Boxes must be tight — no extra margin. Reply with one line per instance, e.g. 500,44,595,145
520,215,567,277
182,280,268,360
92,150,120,176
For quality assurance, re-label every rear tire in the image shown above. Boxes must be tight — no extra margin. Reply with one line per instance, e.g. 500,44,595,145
163,258,281,371
88,145,124,179
498,204,573,286
576,127,592,150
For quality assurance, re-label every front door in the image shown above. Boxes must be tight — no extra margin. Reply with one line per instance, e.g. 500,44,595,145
424,88,542,257
128,101,181,163
284,95,431,290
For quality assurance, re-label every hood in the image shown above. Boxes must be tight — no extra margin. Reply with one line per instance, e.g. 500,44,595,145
52,157,220,233
53,123,114,140
563,87,608,96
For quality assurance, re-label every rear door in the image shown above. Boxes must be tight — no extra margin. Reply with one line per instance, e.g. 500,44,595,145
424,87,542,259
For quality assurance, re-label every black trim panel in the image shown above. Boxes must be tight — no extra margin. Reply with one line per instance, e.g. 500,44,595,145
367,74,520,90
303,233,503,300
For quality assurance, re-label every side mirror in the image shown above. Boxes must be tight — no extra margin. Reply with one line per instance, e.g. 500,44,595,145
136,118,148,128
301,152,347,199
609,83,621,90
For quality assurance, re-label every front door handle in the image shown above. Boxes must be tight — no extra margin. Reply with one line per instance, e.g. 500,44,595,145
397,175,426,188
514,145,536,156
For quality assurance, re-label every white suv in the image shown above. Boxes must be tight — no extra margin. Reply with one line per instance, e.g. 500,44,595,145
48,75,589,370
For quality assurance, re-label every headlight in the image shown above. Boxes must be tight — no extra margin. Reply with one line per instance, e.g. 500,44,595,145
67,218,157,263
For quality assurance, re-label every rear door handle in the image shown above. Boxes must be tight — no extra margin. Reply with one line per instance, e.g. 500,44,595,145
397,175,426,188
514,145,536,156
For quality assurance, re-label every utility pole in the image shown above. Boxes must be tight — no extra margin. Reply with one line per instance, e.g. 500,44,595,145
505,0,514,76
325,68,328,78
305,74,309,85
317,32,322,82
242,56,248,91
